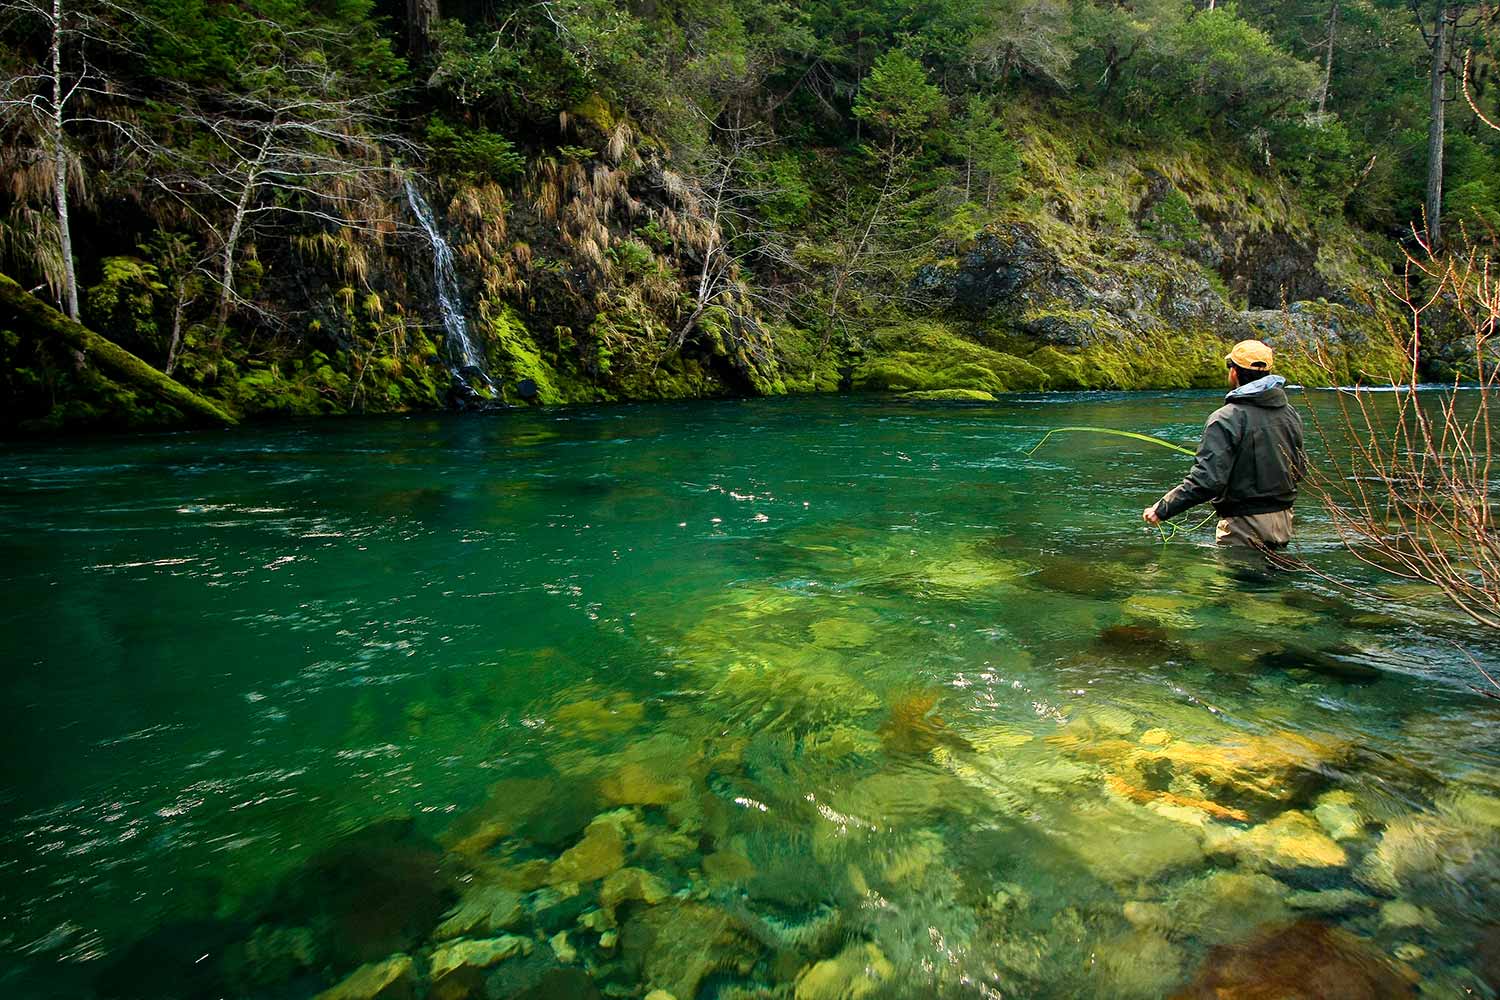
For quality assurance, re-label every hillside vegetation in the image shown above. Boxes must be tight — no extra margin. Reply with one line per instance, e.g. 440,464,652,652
1,0,1491,429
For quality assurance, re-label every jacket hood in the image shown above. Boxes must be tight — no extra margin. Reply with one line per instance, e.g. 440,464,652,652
1226,374,1288,408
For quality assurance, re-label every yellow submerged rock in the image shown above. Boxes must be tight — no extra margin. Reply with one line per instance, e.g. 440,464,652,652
1065,728,1350,816
1225,810,1349,870
429,936,531,980
312,955,415,1000
600,866,671,912
554,695,645,738
794,941,894,1000
549,815,627,884
433,885,524,940
965,725,1034,753
600,761,690,806
702,850,756,884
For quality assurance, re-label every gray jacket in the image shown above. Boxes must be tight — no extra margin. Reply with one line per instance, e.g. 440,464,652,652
1155,376,1306,521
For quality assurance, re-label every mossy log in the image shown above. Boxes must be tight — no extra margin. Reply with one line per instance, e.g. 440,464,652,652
0,272,236,426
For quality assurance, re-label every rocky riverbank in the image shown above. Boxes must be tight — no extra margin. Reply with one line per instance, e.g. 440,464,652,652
1,103,1421,434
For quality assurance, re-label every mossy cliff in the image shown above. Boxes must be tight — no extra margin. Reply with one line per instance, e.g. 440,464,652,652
5,103,1410,433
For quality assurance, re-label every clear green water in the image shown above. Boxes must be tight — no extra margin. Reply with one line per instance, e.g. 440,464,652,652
1,393,1498,999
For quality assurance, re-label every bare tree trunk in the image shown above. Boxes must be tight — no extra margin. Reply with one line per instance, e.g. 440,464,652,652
1317,0,1339,115
216,133,272,323
49,0,78,320
165,295,186,376
1426,0,1448,249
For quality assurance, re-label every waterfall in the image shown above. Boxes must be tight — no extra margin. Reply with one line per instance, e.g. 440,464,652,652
403,179,488,377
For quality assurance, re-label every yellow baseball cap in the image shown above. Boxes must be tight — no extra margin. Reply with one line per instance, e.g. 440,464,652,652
1226,339,1274,372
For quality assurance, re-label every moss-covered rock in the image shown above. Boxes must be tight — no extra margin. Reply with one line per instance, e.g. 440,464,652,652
852,321,1049,395
484,304,567,404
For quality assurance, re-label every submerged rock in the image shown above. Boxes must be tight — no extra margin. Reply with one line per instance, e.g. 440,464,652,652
429,935,532,979
1170,921,1414,999
620,901,760,999
1286,888,1378,915
1093,929,1184,999
312,954,415,1000
444,776,602,855
434,885,525,940
794,941,893,1000
549,814,628,885
262,818,456,967
1063,799,1205,883
1165,871,1291,945
1221,810,1349,872
600,866,670,915
1313,790,1366,842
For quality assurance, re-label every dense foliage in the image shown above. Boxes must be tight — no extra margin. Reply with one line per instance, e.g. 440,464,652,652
1,0,1497,425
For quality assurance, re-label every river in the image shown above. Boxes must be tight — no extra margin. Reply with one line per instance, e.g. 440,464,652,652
1,392,1497,998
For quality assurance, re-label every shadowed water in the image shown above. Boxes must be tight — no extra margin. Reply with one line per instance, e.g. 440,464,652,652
1,393,1497,998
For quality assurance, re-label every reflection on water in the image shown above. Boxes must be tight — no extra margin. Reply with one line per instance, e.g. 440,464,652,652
1,394,1498,998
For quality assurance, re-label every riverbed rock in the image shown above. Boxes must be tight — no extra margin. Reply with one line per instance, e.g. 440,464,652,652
1224,810,1349,871
264,818,456,966
554,695,646,739
1064,799,1206,883
794,941,894,1000
312,954,415,1000
434,886,525,940
1314,791,1366,842
1170,920,1414,999
600,867,670,915
1065,728,1348,820
444,776,601,854
1094,929,1184,999
430,935,532,979
549,815,628,885
1166,871,1291,945
620,901,760,999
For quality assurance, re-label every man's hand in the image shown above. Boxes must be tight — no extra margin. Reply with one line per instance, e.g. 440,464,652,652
1142,505,1161,526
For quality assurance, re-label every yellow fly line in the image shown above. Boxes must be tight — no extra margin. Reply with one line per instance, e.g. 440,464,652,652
1026,425,1212,543
1026,425,1197,458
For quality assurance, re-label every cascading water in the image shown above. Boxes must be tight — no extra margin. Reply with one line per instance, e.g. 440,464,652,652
403,179,493,393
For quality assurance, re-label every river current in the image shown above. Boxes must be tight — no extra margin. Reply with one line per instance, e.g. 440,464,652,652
1,392,1497,998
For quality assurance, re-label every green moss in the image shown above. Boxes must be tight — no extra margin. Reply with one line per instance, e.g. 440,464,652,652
570,94,617,134
485,303,566,404
852,321,1050,395
901,388,996,401
770,324,841,394
999,334,1225,390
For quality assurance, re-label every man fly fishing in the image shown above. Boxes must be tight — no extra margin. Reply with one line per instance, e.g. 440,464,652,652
1142,340,1306,549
